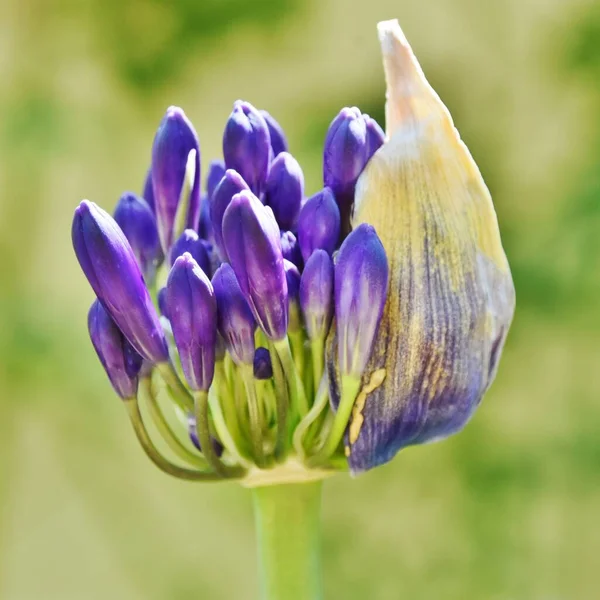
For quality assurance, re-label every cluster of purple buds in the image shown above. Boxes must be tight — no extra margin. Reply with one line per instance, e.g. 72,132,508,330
73,21,514,481
72,99,390,481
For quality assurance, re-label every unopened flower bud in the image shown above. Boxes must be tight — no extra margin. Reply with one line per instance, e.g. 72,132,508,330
142,168,155,213
280,230,303,269
300,250,334,340
88,299,143,399
166,253,217,391
169,229,210,275
210,169,249,259
253,347,273,380
198,195,213,243
323,107,369,227
113,192,163,285
157,287,169,319
72,200,168,363
284,259,302,332
222,190,288,340
206,159,226,200
264,152,304,230
335,224,388,377
260,110,288,157
223,100,270,196
297,187,340,262
363,114,385,160
152,106,201,252
212,263,256,365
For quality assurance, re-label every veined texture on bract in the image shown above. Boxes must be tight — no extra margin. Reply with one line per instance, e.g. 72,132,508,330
342,20,516,473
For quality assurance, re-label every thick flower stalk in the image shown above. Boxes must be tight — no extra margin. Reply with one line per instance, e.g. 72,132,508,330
72,18,514,600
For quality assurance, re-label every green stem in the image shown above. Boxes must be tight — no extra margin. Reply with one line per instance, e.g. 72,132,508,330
274,337,309,417
252,482,323,600
268,341,289,461
310,337,325,398
156,362,193,412
241,365,267,468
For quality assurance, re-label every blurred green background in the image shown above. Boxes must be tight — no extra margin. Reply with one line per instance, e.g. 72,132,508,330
1,0,599,598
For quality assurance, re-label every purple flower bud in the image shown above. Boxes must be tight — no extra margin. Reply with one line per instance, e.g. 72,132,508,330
113,192,163,285
206,159,226,200
212,263,256,365
142,168,155,213
188,413,223,455
72,200,168,363
210,169,249,260
323,107,369,229
363,114,385,160
152,106,201,252
260,110,288,157
284,259,302,332
88,299,143,399
169,229,211,275
166,253,217,391
198,194,213,243
167,252,217,390
222,190,288,340
335,224,388,377
297,187,341,262
157,287,169,319
300,250,334,340
280,230,303,270
253,347,273,380
223,100,270,196
264,152,304,230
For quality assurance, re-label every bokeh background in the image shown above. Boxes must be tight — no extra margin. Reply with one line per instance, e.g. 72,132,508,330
1,0,599,598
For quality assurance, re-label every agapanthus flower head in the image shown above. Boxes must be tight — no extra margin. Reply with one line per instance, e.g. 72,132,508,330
297,187,340,262
113,192,163,285
74,20,514,486
209,169,249,260
222,189,288,340
169,228,211,275
88,299,142,399
152,106,201,252
223,100,270,196
166,253,217,391
212,262,256,365
264,152,304,230
72,200,168,363
260,110,288,157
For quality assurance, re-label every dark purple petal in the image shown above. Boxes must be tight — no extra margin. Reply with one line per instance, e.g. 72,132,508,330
264,152,304,230
363,114,385,160
157,287,169,319
253,347,273,380
206,159,226,200
152,106,201,252
72,200,168,363
198,194,213,243
212,263,256,365
169,229,210,275
142,168,155,213
223,100,270,196
297,187,340,262
113,192,163,285
335,224,388,377
280,230,303,270
88,299,142,399
166,253,217,391
299,250,334,340
222,190,288,340
260,110,288,157
209,169,249,260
